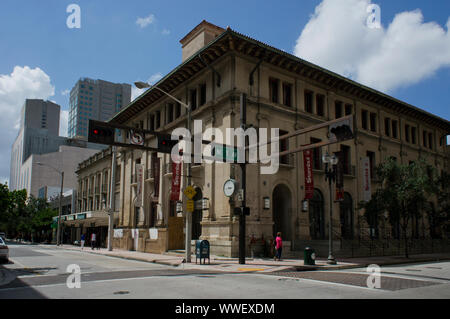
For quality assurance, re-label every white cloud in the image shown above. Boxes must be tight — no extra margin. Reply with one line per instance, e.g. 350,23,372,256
294,0,450,93
61,89,70,96
162,28,171,35
0,66,55,183
136,14,155,28
131,72,164,101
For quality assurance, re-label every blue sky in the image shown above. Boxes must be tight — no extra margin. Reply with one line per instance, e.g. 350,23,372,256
0,0,449,182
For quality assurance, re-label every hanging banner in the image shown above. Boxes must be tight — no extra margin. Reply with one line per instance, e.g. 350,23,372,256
361,156,372,202
303,149,314,199
171,155,182,202
152,153,160,199
135,164,143,207
335,151,344,202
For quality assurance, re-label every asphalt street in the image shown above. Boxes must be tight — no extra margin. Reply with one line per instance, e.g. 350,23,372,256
1,243,449,299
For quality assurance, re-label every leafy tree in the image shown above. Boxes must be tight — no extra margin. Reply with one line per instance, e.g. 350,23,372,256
360,158,436,257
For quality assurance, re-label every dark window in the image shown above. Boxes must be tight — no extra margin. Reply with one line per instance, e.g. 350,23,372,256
282,83,292,107
411,127,417,144
361,110,368,130
304,90,313,113
392,120,398,139
269,78,279,104
167,104,174,123
345,104,352,116
279,130,289,165
155,111,161,129
311,138,322,170
190,89,197,111
316,94,325,116
341,145,351,175
384,118,391,137
405,125,410,143
200,84,206,106
175,102,181,119
335,101,343,119
428,133,433,150
370,113,377,132
423,131,427,148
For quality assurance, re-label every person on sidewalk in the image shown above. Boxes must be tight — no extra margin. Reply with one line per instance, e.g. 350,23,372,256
91,232,96,250
274,232,283,261
80,233,85,250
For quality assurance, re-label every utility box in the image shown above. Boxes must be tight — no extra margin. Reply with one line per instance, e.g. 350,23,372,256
304,247,316,265
195,240,210,264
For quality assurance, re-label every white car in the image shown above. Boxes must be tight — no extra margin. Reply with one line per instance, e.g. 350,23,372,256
0,237,9,262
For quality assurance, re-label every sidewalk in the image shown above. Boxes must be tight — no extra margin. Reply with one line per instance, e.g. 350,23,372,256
48,244,450,273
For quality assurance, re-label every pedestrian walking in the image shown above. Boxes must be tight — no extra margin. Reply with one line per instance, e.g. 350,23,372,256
91,232,96,250
274,232,283,261
80,233,85,250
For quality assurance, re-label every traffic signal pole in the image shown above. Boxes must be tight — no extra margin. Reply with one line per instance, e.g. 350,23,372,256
239,93,247,265
185,103,192,263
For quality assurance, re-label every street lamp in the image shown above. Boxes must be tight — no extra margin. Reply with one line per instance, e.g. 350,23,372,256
36,162,64,246
322,152,338,265
134,81,193,263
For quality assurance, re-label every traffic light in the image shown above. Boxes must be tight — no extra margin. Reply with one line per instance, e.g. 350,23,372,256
88,120,115,145
157,134,179,154
329,117,354,142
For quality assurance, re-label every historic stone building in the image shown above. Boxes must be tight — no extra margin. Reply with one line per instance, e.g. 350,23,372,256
102,21,448,257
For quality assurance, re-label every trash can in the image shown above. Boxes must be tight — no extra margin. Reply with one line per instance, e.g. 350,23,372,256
195,240,210,264
304,247,316,265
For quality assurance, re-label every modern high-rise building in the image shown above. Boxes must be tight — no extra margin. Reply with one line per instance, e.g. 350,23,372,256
10,99,104,196
68,78,131,138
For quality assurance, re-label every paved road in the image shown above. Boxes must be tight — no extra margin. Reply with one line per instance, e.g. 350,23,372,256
1,243,449,299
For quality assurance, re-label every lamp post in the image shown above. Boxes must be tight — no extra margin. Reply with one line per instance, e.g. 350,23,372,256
322,153,338,265
36,162,64,246
134,81,192,262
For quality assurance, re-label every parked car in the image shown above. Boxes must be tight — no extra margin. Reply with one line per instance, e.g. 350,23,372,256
0,232,6,242
0,237,9,263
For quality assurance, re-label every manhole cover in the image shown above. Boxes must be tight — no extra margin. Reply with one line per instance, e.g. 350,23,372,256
113,291,130,295
406,269,422,272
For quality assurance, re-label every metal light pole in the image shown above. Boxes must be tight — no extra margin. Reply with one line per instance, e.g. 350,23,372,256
134,81,192,262
322,153,337,265
37,163,64,246
108,146,117,251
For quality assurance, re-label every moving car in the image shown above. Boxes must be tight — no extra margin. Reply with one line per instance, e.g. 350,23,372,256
0,237,8,263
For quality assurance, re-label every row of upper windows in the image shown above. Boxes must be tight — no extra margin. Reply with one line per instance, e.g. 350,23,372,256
142,83,207,131
268,77,443,150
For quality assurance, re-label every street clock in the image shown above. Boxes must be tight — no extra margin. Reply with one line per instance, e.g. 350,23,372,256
223,179,236,197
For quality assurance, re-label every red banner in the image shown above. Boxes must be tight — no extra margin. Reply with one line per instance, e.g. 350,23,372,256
171,156,182,201
152,153,160,199
303,149,314,199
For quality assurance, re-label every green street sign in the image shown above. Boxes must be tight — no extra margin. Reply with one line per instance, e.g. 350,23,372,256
213,143,239,162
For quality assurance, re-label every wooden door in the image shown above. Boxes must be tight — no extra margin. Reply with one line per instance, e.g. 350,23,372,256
168,216,184,250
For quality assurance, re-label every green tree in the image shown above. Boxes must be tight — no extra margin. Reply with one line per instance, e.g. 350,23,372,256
360,158,436,258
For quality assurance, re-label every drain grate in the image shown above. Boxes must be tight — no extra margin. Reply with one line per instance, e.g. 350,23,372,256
113,291,130,295
268,271,441,291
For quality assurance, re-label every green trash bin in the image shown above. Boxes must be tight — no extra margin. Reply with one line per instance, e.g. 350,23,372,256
304,247,316,265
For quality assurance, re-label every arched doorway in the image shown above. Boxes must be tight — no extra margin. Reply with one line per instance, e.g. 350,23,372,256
339,192,354,239
309,189,325,239
272,184,292,241
192,187,203,240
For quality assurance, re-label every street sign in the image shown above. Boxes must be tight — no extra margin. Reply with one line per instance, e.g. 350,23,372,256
130,130,144,146
212,143,239,162
183,185,196,199
186,199,195,212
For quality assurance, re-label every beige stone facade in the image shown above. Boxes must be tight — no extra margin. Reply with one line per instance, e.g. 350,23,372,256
104,21,449,257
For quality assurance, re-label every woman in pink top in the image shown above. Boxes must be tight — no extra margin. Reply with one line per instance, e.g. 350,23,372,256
274,232,283,261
